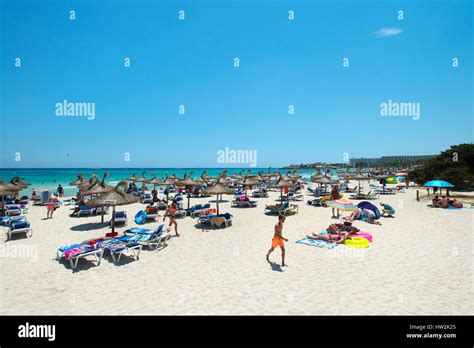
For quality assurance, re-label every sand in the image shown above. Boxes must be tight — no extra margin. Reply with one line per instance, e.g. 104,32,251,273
0,183,472,315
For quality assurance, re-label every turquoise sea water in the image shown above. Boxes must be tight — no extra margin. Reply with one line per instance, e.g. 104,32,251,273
0,168,323,196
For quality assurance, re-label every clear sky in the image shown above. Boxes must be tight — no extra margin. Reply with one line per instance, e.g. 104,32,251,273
0,0,472,168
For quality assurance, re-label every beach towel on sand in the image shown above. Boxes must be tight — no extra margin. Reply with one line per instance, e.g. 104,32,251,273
296,238,338,249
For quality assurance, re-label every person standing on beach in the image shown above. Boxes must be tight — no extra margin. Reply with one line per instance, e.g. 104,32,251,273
57,184,64,197
266,215,288,267
163,201,179,237
330,184,341,219
46,196,57,219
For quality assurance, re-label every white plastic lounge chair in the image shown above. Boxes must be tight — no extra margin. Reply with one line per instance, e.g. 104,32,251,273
113,211,128,225
0,215,26,227
68,249,103,269
7,220,32,240
5,205,22,216
77,206,95,217
140,192,153,204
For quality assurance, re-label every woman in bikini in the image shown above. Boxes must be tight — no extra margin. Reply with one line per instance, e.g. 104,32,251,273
163,201,179,237
307,221,359,244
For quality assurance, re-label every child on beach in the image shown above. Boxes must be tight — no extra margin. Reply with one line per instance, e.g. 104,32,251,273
266,215,288,267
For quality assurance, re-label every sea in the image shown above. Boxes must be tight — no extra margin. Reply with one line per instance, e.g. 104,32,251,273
0,168,330,196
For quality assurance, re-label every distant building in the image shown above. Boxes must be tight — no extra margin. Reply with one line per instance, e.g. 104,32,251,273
349,155,435,167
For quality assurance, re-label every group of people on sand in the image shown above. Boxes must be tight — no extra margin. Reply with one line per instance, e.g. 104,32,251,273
265,215,367,267
430,195,463,209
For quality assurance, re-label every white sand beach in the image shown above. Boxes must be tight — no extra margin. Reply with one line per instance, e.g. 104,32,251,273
0,184,472,315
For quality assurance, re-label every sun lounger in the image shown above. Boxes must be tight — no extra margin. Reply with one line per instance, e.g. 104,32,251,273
5,204,22,216
140,192,153,204
307,197,325,207
0,215,26,227
97,235,142,264
210,213,233,228
265,203,299,216
191,203,211,218
113,211,128,225
251,190,269,198
231,198,258,208
57,241,104,270
287,192,303,201
19,196,29,205
77,205,95,217
127,225,171,249
7,220,32,240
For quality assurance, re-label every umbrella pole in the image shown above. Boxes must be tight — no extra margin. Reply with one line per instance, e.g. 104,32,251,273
101,203,104,223
111,205,116,233
216,194,220,215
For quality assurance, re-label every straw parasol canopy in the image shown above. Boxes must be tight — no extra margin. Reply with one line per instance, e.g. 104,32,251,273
9,177,31,188
231,170,245,180
161,173,179,201
82,173,113,195
86,181,139,234
0,180,18,210
69,174,86,186
312,176,338,185
177,172,202,209
124,173,138,182
270,172,296,202
81,173,114,222
202,176,234,215
235,176,261,195
348,172,370,195
148,173,165,188
78,174,100,193
134,171,150,184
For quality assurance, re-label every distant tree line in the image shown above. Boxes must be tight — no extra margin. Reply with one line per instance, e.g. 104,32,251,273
407,144,474,189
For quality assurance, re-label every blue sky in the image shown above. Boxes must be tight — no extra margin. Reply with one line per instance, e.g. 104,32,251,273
0,0,472,168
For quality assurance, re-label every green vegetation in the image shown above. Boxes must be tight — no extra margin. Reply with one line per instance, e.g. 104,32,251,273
407,144,474,189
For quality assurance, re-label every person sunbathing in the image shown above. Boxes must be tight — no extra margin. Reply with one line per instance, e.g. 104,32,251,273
435,196,449,208
448,199,463,208
307,221,359,243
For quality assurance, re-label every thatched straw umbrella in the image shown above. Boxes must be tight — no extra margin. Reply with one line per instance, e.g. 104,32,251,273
176,172,201,209
202,177,234,215
0,180,18,212
86,181,139,234
124,173,138,182
270,173,296,202
161,173,179,202
9,177,31,189
82,173,114,223
311,175,337,194
348,172,370,195
134,171,150,184
69,174,87,187
78,174,100,193
235,176,260,196
148,173,165,191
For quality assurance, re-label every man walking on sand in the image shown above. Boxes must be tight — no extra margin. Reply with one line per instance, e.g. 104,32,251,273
266,214,288,267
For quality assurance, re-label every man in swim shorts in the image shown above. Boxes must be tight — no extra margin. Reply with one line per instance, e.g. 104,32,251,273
266,215,288,267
